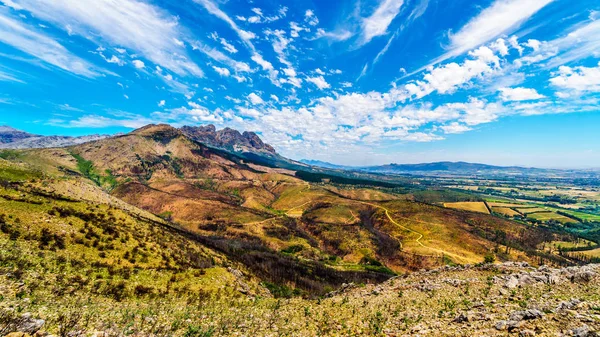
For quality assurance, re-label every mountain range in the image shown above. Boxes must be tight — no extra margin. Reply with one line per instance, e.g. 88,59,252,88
0,125,110,149
3,125,596,179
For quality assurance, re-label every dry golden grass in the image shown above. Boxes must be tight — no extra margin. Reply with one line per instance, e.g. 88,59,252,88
443,202,490,214
324,186,399,201
517,207,549,214
492,207,520,217
488,202,526,207
527,212,577,223
580,247,600,258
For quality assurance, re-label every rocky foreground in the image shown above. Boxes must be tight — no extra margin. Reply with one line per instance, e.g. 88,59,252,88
1,262,599,336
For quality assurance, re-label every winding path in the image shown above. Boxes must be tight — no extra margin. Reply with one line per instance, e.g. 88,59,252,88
360,201,470,263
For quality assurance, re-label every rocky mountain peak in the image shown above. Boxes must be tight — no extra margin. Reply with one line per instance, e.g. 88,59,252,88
181,124,277,155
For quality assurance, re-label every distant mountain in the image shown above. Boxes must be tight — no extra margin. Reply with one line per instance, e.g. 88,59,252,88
0,125,110,149
299,159,351,170
0,125,36,144
362,161,545,175
181,125,276,156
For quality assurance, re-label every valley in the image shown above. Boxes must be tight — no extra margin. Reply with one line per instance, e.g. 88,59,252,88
0,124,599,336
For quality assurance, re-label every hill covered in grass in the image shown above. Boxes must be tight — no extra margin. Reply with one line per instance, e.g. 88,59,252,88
0,123,597,336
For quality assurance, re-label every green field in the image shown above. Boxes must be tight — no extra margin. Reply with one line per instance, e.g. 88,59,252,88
527,212,577,223
550,208,600,222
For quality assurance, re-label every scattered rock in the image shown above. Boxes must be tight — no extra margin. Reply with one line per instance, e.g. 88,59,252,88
520,329,536,337
557,299,582,311
509,309,544,321
16,313,45,334
495,320,523,332
571,271,595,283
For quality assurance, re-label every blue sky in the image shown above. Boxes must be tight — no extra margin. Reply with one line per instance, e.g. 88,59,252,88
0,0,599,168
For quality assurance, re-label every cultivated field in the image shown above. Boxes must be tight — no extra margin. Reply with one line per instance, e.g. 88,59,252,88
443,201,490,214
492,207,520,217
527,212,577,223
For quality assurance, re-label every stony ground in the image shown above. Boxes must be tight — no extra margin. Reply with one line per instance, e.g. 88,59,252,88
1,262,599,336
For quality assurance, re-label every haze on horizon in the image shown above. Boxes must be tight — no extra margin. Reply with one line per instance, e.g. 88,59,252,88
0,0,599,168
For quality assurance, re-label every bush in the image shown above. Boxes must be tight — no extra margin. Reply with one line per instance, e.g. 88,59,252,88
484,253,496,264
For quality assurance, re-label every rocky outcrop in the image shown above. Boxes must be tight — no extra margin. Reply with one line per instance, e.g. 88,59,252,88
181,125,276,155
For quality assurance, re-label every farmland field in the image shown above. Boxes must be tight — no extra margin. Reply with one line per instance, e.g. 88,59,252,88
492,207,520,217
550,208,600,222
443,201,490,214
488,202,526,208
548,240,595,250
527,212,577,223
517,207,548,214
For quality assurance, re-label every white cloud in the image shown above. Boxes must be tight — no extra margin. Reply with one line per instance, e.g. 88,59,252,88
544,19,600,68
191,42,251,73
360,0,404,45
290,22,310,38
237,107,261,118
132,59,145,69
306,76,331,90
5,0,204,77
0,68,24,83
212,65,230,77
220,38,238,53
158,100,166,107
304,9,319,26
270,94,279,102
448,0,553,57
373,31,397,65
550,63,600,92
404,46,501,99
0,9,103,77
194,0,256,52
102,54,124,66
499,87,545,101
315,28,353,41
250,53,279,83
233,75,247,83
441,122,472,134
247,92,264,105
56,114,153,128
411,0,553,75
524,39,541,51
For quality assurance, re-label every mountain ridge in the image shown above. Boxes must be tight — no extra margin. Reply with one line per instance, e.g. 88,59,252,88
0,125,111,149
180,124,277,156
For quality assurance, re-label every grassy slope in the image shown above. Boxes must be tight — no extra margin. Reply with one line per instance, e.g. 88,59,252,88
1,125,579,295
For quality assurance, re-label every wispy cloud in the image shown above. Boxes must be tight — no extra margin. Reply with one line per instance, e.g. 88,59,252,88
4,0,203,77
0,9,104,77
447,0,553,58
193,0,256,52
0,68,24,83
359,0,404,46
410,0,554,75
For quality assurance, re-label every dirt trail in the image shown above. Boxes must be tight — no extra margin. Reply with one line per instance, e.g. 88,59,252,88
284,183,312,217
360,201,470,263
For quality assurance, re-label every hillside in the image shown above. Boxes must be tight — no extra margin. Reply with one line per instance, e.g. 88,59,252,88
1,125,579,272
1,124,598,336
